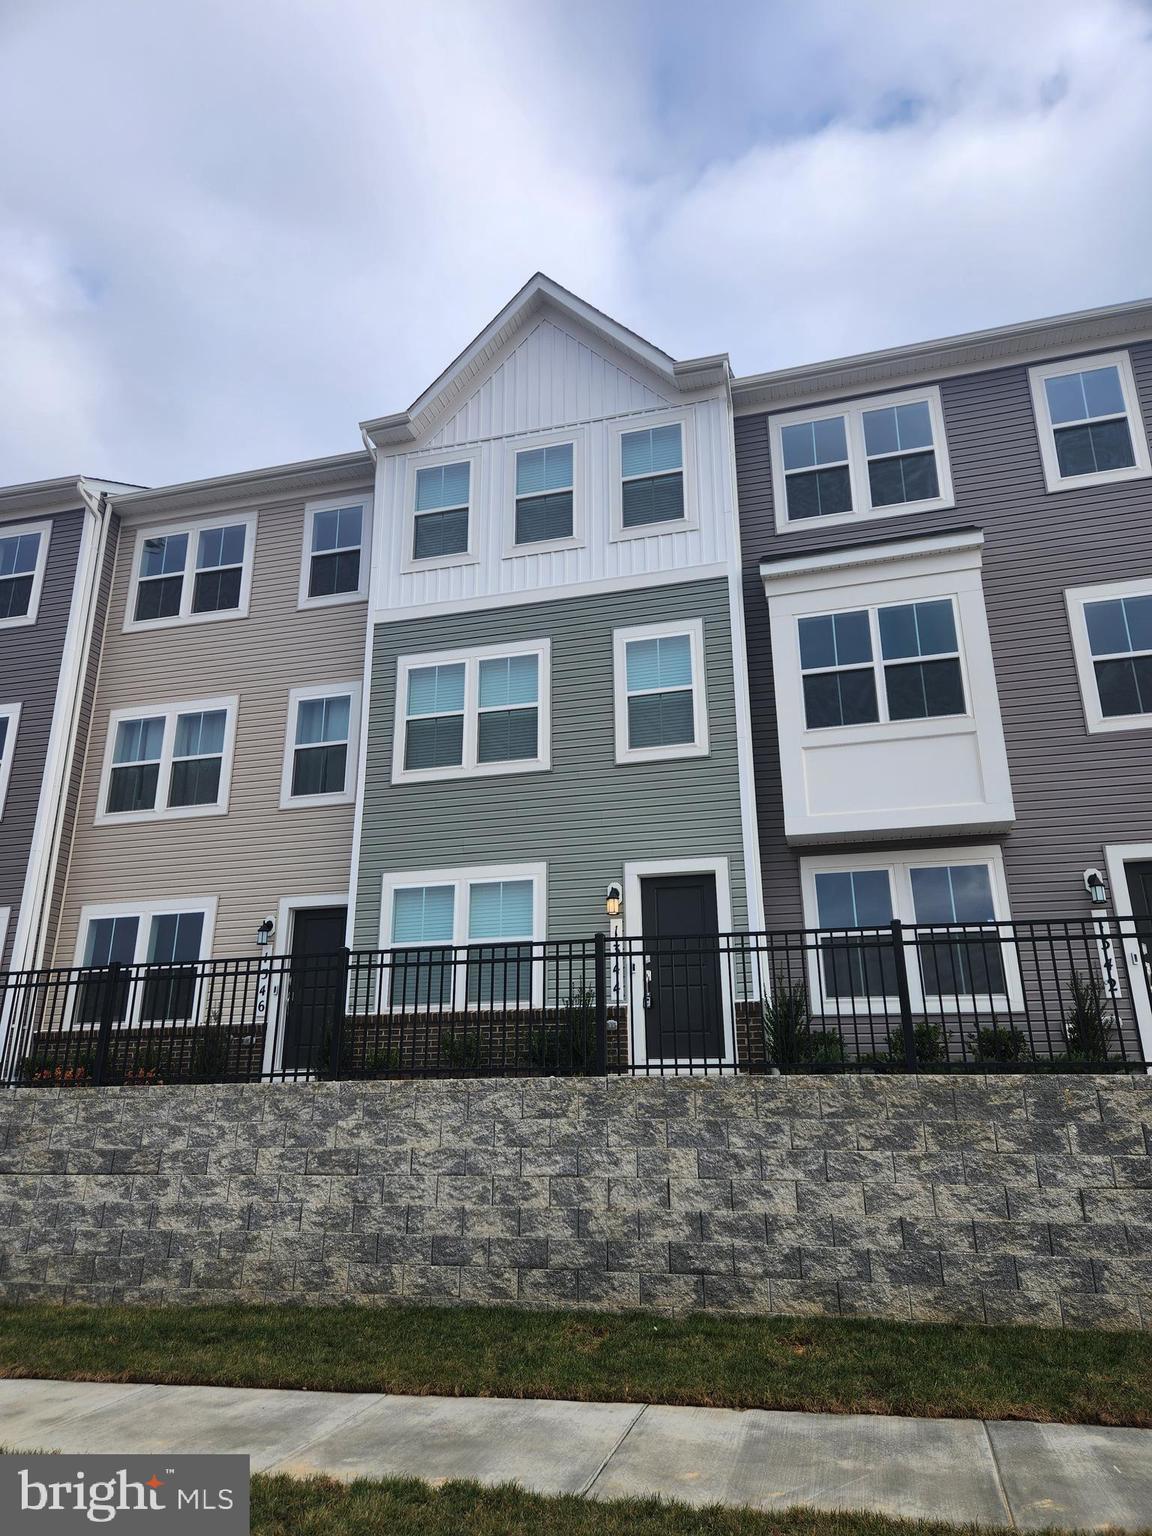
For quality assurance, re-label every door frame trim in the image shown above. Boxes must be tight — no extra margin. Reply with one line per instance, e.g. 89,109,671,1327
623,856,735,1071
1103,844,1152,1065
261,892,350,1078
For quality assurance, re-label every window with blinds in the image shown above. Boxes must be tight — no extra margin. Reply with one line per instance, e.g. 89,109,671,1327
413,461,471,561
619,423,685,529
396,644,549,781
613,621,707,763
514,442,574,545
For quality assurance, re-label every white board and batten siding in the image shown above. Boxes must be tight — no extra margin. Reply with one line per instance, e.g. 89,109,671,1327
371,315,740,618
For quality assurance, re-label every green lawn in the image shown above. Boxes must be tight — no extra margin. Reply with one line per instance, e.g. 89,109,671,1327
1,1302,1149,1426
250,1476,1057,1536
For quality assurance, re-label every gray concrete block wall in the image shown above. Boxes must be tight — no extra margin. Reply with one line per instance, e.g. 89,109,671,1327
1,1075,1150,1329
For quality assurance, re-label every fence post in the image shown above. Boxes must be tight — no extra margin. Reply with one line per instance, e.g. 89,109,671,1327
328,948,350,1080
593,932,608,1076
92,962,122,1087
890,920,918,1072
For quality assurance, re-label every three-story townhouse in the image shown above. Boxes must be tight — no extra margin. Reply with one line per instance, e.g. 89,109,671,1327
732,298,1152,1058
350,275,765,1070
45,452,376,1056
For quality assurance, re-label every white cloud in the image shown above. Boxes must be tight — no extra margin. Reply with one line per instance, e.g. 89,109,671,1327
0,0,1148,484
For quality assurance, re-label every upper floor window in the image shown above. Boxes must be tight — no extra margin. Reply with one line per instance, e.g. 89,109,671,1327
0,521,50,628
97,697,237,823
613,619,709,764
0,702,20,818
127,514,256,629
393,641,550,783
618,422,686,532
798,598,965,730
281,683,361,807
1030,352,1150,493
300,500,368,607
1066,578,1152,734
414,462,470,560
771,388,952,533
514,442,574,545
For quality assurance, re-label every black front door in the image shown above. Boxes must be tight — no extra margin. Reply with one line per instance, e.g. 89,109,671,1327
639,874,724,1061
1125,863,1152,999
282,907,348,1073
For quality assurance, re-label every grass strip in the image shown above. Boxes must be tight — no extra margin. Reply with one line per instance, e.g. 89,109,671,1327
2,1302,1149,1425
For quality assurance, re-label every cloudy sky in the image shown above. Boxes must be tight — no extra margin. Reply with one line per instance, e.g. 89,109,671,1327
2,0,1150,488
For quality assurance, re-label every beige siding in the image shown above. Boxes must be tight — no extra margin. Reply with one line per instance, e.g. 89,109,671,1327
51,485,373,963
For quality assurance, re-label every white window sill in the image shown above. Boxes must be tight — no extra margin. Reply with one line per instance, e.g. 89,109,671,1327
297,590,367,612
123,605,249,635
775,494,956,537
391,758,551,787
400,549,482,575
1043,465,1152,494
801,712,976,748
502,537,584,559
279,790,356,810
94,803,230,828
609,518,698,543
615,741,710,766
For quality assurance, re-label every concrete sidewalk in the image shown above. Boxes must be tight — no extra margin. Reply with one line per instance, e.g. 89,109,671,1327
1,1379,1150,1531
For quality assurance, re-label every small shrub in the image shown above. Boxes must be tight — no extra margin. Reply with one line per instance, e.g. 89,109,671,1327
190,1029,232,1081
1064,971,1115,1062
526,988,598,1072
762,973,845,1068
970,1023,1030,1063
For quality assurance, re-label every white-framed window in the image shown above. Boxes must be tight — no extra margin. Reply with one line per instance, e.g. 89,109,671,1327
393,639,550,784
610,411,695,539
613,619,708,764
125,513,257,631
0,701,20,819
380,863,546,1012
770,387,953,533
1029,351,1150,493
402,449,480,571
797,597,967,730
0,520,51,629
1066,577,1152,734
280,682,361,807
507,431,581,552
73,897,216,1027
96,696,238,824
800,847,1020,1014
299,497,370,608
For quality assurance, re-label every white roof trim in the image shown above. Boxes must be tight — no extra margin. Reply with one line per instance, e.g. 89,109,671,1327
760,527,984,585
360,272,730,447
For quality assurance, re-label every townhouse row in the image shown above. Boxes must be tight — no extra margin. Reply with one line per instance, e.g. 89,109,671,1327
2,275,1151,1067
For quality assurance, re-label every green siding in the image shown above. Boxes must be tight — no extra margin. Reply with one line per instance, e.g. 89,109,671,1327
355,577,747,945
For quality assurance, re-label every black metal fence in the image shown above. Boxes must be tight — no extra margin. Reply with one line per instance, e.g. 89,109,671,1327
1,917,1149,1086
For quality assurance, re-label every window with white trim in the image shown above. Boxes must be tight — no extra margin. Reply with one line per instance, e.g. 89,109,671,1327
394,642,549,782
128,515,255,627
76,902,213,1025
802,850,1014,1010
1066,578,1152,733
619,423,685,530
383,865,544,1011
613,620,708,764
0,521,50,627
1029,352,1150,492
0,702,19,819
98,698,236,821
413,462,471,560
514,442,574,545
771,388,952,531
282,684,360,806
798,598,965,730
304,503,365,601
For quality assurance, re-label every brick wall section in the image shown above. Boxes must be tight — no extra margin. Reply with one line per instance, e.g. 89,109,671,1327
1,1075,1150,1330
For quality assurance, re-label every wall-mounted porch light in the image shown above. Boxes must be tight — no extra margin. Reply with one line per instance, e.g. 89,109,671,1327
605,882,623,920
256,917,276,949
1083,869,1108,906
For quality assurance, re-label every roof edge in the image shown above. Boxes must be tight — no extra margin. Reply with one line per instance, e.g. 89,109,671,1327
734,298,1152,412
109,450,373,516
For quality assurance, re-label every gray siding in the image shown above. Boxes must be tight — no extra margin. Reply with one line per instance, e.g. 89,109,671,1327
53,488,373,963
736,339,1152,925
355,577,748,946
0,508,84,967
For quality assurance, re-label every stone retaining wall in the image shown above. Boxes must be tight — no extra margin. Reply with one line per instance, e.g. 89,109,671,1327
2,1075,1150,1329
